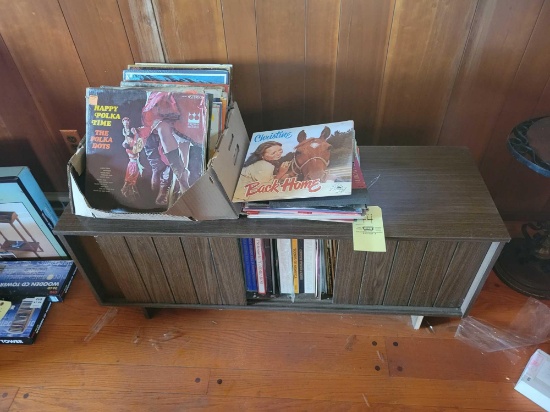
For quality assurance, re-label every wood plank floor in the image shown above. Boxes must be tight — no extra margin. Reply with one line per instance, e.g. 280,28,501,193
1,270,549,411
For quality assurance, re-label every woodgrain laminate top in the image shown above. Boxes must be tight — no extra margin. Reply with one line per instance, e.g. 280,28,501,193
55,146,510,241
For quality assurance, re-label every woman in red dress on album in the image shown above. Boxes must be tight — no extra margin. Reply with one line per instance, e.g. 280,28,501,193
135,91,207,205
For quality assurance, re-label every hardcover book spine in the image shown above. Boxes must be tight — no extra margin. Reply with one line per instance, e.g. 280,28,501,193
254,238,267,295
271,239,280,295
304,239,317,294
240,238,257,292
291,239,299,294
298,239,304,293
276,239,293,294
263,239,274,295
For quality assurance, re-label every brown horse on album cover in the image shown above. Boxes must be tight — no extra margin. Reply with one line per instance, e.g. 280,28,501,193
280,126,333,182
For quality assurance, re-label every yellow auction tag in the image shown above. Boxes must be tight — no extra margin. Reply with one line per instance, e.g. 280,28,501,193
353,206,386,252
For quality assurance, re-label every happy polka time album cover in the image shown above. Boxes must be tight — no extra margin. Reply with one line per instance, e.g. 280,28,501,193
232,121,355,203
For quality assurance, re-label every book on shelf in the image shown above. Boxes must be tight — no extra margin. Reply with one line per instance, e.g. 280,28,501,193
254,238,267,295
263,239,275,295
240,238,257,292
245,238,336,299
303,239,317,294
276,239,294,294
291,239,299,294
232,121,356,203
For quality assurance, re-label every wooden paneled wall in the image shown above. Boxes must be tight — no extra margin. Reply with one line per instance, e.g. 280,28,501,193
0,0,549,220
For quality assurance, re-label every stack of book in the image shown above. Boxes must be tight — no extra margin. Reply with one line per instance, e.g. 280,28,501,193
232,121,368,222
84,63,232,213
241,238,337,298
0,260,77,344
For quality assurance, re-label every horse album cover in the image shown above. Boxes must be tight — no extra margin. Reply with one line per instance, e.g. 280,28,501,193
85,87,209,213
232,121,355,202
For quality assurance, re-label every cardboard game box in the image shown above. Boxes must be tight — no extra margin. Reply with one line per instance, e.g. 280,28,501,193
0,297,51,344
0,167,67,259
0,260,77,302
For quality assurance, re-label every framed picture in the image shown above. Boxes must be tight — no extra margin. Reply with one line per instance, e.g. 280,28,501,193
0,167,67,259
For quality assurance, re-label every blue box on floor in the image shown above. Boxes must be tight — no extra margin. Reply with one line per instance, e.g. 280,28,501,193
0,260,77,302
0,297,51,344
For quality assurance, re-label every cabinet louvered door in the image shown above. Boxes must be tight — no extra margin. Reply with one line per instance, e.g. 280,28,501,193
383,241,427,306
209,237,247,305
181,237,223,305
125,236,176,304
94,235,247,306
435,241,492,308
333,239,493,311
358,240,398,305
94,235,152,303
408,241,457,307
153,236,199,304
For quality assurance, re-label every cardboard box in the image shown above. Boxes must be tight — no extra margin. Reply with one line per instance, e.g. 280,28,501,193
69,102,249,221
515,349,550,410
0,260,77,302
0,297,51,344
0,167,67,258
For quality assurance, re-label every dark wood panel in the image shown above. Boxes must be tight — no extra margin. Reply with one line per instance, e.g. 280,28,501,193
59,0,134,87
95,235,152,302
153,236,199,304
383,241,427,306
333,0,394,144
358,240,397,305
60,235,124,301
0,35,63,192
209,237,247,305
332,240,366,304
125,236,175,303
222,0,263,134
181,236,223,305
374,0,476,146
437,0,544,162
256,0,306,130
435,241,491,308
118,0,165,62
154,0,227,62
304,0,340,125
408,241,457,307
479,0,550,219
0,0,89,139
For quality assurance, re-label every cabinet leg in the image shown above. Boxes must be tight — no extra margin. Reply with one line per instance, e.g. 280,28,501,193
142,307,156,319
410,315,423,330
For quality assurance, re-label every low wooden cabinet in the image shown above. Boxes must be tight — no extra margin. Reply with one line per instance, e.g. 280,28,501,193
54,147,510,321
